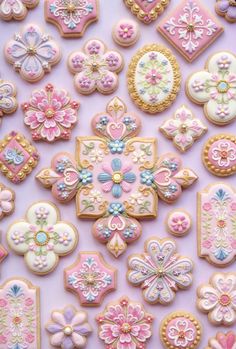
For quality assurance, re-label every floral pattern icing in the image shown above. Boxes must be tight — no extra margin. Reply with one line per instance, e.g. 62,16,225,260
7,201,78,275
5,24,61,82
68,39,124,95
22,83,79,142
0,278,40,349
64,252,116,306
113,19,140,47
167,209,191,236
0,183,15,221
206,331,236,349
215,0,236,23
0,79,17,123
127,237,193,304
0,0,38,20
197,273,236,326
160,105,207,152
187,52,236,125
45,0,98,37
158,0,223,62
96,296,153,349
46,305,92,349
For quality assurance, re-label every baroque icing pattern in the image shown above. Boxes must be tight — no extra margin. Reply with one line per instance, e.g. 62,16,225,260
206,331,236,349
37,97,197,257
0,0,38,20
0,78,17,124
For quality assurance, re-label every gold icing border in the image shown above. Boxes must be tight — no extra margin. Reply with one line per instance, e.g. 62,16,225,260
123,0,170,23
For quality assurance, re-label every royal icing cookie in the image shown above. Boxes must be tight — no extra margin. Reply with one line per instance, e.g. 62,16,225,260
160,105,207,152
0,78,17,123
197,272,236,326
202,134,236,177
0,278,40,349
5,24,61,83
112,19,140,47
0,0,38,20
160,311,202,349
166,209,192,237
96,296,153,349
46,305,92,349
68,39,124,95
123,0,170,24
215,0,236,23
64,252,116,306
7,201,78,275
45,0,98,38
206,331,236,349
0,234,8,273
0,131,39,183
127,44,181,114
186,51,236,125
0,183,15,220
37,97,197,258
127,237,193,304
198,183,236,267
158,0,224,63
22,83,79,142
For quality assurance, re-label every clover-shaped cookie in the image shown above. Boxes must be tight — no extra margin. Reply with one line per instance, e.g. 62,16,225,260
0,78,17,124
0,0,39,20
7,201,78,275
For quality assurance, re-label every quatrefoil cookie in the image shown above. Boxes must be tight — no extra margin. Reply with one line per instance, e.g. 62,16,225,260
0,0,39,20
0,78,17,124
206,331,236,349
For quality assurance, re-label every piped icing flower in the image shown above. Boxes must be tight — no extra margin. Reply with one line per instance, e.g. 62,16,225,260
113,19,140,47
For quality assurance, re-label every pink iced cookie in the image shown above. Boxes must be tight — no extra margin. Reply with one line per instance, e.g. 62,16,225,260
0,78,17,124
0,131,39,183
68,39,124,95
45,0,98,38
0,234,8,274
5,24,61,83
113,19,140,47
202,134,236,177
166,209,192,237
206,331,236,349
0,278,40,349
64,252,116,306
22,83,79,142
157,0,224,62
160,312,202,349
0,0,38,20
0,183,15,220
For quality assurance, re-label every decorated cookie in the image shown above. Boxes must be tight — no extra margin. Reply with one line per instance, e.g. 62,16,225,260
7,201,78,275
22,84,79,142
166,209,192,237
46,305,92,349
160,311,202,349
96,296,153,349
198,183,236,267
215,0,236,23
68,39,124,95
127,44,181,114
186,52,236,125
0,278,40,349
127,237,193,304
45,0,98,38
0,0,38,20
5,24,61,83
197,272,236,326
0,131,39,183
160,105,207,152
158,0,224,63
206,331,236,349
0,183,15,220
64,252,116,306
202,134,236,177
0,234,8,274
0,78,17,124
123,0,170,24
37,97,197,257
112,19,140,47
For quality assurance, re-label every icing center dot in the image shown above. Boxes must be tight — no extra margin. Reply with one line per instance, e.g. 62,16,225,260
27,47,36,55
67,3,76,12
13,316,22,325
220,150,229,159
217,219,226,228
187,23,195,32
45,108,55,118
219,294,231,306
85,273,95,285
217,80,229,93
156,268,165,277
178,330,186,339
64,326,73,335
112,172,123,184
179,124,188,133
121,323,131,333
91,62,99,72
34,231,49,246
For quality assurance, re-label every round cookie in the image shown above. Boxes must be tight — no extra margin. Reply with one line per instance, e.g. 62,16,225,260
215,0,236,23
112,19,140,47
166,209,192,237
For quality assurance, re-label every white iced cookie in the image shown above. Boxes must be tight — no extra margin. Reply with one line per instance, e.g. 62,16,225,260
0,0,38,21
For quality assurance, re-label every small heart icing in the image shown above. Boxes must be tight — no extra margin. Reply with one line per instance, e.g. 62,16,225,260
64,168,80,186
107,122,126,140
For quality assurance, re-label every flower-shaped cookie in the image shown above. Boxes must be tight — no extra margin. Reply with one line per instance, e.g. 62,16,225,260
206,331,236,349
127,237,193,305
187,52,236,125
160,105,207,152
64,252,116,306
68,39,124,95
0,0,38,20
0,79,17,123
96,297,153,349
45,0,98,37
197,273,236,326
0,183,15,220
215,0,236,23
46,305,92,349
5,24,61,82
7,201,78,275
22,83,79,142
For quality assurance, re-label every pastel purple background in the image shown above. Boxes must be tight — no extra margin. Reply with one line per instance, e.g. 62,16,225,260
0,1,235,348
